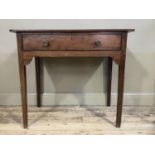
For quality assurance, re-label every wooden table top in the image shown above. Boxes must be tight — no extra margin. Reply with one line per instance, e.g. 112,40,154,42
10,29,135,33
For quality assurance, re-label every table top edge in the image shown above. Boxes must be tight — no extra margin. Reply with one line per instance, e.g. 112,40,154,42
9,29,135,33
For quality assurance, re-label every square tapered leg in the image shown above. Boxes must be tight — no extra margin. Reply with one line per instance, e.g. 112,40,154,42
107,57,113,106
18,62,28,128
116,58,125,128
35,57,42,107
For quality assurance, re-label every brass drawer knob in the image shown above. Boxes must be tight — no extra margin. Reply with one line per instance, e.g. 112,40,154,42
94,40,101,47
42,41,49,47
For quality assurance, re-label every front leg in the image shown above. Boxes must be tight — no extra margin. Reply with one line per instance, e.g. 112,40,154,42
116,57,125,128
18,59,28,128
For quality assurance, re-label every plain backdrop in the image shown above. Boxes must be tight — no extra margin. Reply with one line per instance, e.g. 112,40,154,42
0,19,155,105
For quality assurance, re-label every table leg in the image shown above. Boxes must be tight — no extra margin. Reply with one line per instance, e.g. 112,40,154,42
35,57,41,107
107,57,113,106
19,62,28,128
116,58,125,128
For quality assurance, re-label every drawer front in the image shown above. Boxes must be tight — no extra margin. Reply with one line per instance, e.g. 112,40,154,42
22,34,121,51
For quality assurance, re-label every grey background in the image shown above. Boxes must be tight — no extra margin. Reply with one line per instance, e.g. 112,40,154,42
0,19,155,105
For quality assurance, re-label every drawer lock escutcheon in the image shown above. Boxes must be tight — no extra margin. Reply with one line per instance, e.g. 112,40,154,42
42,41,49,47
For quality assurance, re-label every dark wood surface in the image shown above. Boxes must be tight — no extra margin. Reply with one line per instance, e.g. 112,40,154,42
35,57,41,107
16,33,28,128
22,33,121,51
11,29,134,129
10,29,135,33
116,33,127,127
107,57,113,106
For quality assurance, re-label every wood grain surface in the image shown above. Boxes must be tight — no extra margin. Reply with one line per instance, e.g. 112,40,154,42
22,34,121,51
10,29,135,128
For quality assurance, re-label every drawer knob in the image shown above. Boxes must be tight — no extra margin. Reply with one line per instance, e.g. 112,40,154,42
95,40,101,47
42,41,49,47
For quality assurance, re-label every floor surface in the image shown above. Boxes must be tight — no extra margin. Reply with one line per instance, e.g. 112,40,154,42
0,105,154,135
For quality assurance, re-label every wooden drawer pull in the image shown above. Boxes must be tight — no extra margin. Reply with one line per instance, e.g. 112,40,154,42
94,40,101,47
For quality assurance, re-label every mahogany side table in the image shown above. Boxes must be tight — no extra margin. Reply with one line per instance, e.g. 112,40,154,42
10,29,134,128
